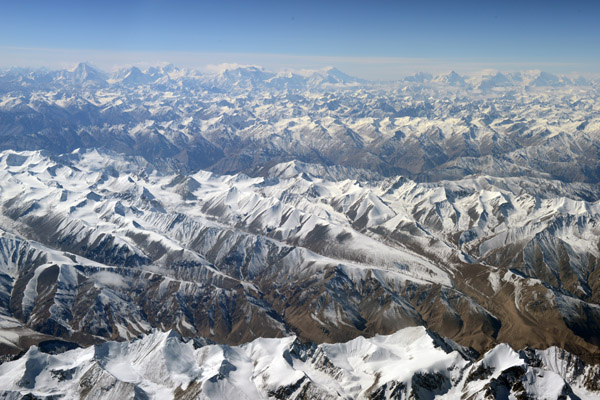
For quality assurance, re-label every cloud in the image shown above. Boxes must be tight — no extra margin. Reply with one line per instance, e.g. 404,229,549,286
91,271,128,289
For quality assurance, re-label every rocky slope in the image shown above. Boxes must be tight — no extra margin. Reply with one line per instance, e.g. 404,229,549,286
1,149,600,366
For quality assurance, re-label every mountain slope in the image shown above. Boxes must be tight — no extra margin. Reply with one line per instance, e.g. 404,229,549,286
0,149,599,365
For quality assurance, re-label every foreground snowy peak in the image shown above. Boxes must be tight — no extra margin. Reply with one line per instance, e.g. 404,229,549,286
1,327,598,399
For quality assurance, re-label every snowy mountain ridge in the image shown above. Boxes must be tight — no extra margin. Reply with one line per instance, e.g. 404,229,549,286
1,149,600,369
2,63,599,182
3,62,596,88
1,326,599,399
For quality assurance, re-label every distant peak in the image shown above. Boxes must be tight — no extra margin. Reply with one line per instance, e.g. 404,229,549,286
70,62,87,72
434,70,466,85
67,62,106,83
70,62,101,72
205,63,264,74
160,63,178,72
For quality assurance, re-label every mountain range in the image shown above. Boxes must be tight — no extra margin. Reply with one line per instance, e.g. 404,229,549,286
1,63,600,398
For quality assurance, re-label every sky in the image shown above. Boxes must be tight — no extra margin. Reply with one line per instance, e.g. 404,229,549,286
1,0,599,79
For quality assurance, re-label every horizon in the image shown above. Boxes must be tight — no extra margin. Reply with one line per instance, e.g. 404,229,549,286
1,0,599,80
2,52,600,81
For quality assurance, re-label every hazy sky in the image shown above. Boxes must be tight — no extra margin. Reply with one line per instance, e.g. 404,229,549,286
1,0,599,79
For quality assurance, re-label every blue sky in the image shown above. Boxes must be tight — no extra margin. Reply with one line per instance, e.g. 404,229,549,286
1,0,599,78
